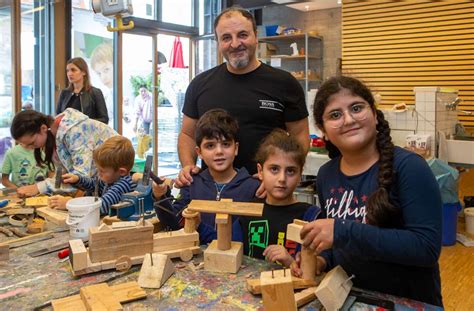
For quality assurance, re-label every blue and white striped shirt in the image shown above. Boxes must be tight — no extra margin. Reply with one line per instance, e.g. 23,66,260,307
76,175,137,214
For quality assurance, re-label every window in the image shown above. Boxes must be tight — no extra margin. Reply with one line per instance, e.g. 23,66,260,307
162,0,193,26
71,5,115,128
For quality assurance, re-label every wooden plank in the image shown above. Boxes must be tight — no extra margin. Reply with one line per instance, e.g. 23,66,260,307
247,276,317,295
153,229,198,249
52,282,146,311
25,196,49,206
111,221,137,229
6,208,34,215
187,200,264,216
0,231,53,248
80,283,123,310
153,241,197,252
88,222,154,263
295,287,317,308
37,207,67,226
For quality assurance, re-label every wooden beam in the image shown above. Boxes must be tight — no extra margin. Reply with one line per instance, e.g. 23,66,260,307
187,200,264,216
247,276,317,295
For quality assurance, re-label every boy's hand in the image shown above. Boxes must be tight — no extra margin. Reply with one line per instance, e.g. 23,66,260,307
291,252,327,277
17,184,39,198
175,165,200,188
48,195,72,210
152,179,169,199
300,219,334,254
263,245,294,268
62,173,79,184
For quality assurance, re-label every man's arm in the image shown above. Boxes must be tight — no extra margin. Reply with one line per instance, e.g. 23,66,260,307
176,115,200,187
178,115,198,167
286,117,310,154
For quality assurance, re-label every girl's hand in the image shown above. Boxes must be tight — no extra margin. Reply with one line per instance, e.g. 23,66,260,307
290,252,327,278
300,219,335,254
17,184,39,197
62,173,79,184
263,245,294,268
48,195,72,210
290,252,302,277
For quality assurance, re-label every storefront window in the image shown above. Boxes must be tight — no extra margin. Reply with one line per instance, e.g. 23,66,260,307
71,6,115,128
162,0,193,26
0,4,13,165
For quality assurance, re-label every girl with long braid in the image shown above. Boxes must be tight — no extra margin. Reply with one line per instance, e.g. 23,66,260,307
295,76,443,306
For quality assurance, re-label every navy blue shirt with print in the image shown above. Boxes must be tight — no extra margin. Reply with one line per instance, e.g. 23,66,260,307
316,147,443,307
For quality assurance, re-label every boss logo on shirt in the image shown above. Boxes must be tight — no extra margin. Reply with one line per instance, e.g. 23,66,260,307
258,100,284,112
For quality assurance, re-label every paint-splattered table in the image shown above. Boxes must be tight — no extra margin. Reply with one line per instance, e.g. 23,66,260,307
0,229,441,310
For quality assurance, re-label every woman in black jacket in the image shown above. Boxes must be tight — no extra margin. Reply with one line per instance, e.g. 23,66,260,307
56,57,109,124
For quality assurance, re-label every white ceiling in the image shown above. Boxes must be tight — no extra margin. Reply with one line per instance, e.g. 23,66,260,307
286,0,341,11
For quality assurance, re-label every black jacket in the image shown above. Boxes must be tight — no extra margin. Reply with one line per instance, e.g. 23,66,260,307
56,87,109,124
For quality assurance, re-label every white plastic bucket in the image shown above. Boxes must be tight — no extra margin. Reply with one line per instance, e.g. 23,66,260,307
66,197,101,240
465,208,474,235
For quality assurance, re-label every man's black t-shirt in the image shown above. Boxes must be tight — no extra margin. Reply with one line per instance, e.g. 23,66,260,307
183,63,308,175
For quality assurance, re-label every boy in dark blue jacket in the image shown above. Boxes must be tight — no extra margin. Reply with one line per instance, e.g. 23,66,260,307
152,109,260,244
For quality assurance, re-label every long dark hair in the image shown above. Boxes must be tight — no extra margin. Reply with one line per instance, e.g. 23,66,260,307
10,110,56,171
313,76,398,227
67,57,92,91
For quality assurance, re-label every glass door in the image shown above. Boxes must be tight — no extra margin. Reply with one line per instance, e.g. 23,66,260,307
122,33,156,173
122,32,191,178
0,3,14,165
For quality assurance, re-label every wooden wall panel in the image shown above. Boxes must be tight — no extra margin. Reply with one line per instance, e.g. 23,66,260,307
341,0,474,127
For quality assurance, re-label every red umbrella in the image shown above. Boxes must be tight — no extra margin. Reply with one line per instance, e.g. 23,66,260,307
169,36,185,68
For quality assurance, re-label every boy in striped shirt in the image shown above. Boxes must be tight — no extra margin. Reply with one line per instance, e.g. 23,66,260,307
62,136,137,215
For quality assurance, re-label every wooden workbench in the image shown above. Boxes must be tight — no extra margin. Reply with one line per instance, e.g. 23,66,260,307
0,227,443,310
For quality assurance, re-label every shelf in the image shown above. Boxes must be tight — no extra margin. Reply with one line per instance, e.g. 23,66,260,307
259,55,321,60
259,33,322,41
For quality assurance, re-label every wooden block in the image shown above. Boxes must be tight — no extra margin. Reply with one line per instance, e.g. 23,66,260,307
153,229,199,249
314,265,352,311
204,240,242,273
6,208,34,215
89,222,153,263
69,239,88,272
217,219,232,251
100,255,144,271
293,219,308,226
182,208,199,233
260,269,296,311
37,207,67,226
98,223,111,231
188,200,264,217
25,196,49,206
0,245,9,261
246,276,317,295
27,220,45,234
80,283,122,310
138,253,175,288
295,287,317,307
153,241,197,252
301,247,317,281
111,221,137,229
158,246,201,261
215,213,229,224
52,282,145,311
286,223,304,244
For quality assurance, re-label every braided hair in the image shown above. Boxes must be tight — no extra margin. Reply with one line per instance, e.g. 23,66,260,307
313,76,399,227
10,110,56,171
